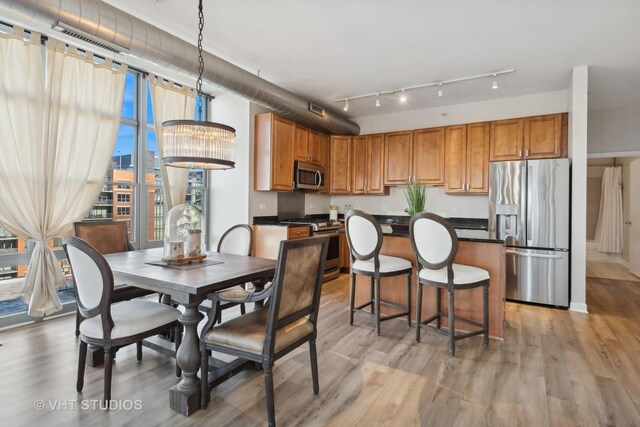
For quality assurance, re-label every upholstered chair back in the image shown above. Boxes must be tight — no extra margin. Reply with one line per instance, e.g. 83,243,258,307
63,236,113,324
409,213,458,270
74,221,132,255
217,224,253,256
345,210,382,260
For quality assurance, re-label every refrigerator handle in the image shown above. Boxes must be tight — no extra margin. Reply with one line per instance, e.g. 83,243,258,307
527,164,532,243
506,249,563,259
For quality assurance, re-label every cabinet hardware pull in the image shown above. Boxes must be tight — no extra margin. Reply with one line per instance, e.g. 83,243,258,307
525,148,529,157
518,149,522,158
291,181,294,189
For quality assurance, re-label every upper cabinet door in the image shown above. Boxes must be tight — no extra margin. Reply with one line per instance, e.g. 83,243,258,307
320,133,331,194
524,114,563,159
466,122,490,193
367,134,385,194
351,136,367,194
293,124,310,163
270,115,295,190
444,125,467,194
308,129,323,165
490,118,524,162
384,131,413,185
413,128,445,185
330,136,352,194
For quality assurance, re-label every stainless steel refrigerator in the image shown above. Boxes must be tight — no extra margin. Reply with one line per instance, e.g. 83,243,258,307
489,159,570,307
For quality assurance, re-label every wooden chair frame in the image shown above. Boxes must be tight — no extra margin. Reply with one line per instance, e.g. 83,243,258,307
345,210,412,335
63,236,181,402
199,236,329,427
409,212,489,356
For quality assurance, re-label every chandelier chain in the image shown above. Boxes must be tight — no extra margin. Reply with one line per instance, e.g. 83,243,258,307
196,0,205,120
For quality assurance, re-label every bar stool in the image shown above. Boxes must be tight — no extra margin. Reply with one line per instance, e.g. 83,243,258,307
345,210,413,335
409,212,489,356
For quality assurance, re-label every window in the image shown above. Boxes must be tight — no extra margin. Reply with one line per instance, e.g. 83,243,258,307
117,193,131,203
0,65,209,326
117,207,131,216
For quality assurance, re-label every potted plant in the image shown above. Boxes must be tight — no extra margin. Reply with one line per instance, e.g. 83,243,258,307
403,179,427,216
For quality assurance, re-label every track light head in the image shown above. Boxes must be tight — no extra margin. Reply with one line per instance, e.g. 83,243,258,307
399,90,407,104
492,74,498,90
375,94,381,107
437,83,443,98
343,99,349,111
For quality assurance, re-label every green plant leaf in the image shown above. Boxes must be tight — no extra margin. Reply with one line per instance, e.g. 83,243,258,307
402,180,427,216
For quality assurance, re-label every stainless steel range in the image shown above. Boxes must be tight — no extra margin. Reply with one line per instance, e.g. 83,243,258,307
280,218,341,232
280,218,342,281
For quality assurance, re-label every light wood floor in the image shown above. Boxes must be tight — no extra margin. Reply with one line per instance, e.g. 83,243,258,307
587,261,640,282
1,274,639,426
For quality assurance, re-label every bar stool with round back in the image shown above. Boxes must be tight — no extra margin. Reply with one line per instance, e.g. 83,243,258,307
409,212,489,356
345,210,413,335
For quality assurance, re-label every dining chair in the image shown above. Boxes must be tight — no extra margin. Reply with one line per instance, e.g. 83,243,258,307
199,224,253,323
73,221,155,337
345,210,412,335
409,212,489,356
63,236,182,403
199,236,329,427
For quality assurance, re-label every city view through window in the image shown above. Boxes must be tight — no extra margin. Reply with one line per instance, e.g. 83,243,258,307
0,71,207,324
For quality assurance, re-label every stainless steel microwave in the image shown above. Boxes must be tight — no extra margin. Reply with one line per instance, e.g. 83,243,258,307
294,161,325,190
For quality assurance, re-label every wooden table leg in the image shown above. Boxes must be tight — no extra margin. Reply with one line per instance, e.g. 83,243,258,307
170,302,203,415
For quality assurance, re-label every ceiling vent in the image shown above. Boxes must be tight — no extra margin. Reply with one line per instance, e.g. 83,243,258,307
52,21,129,55
308,102,325,117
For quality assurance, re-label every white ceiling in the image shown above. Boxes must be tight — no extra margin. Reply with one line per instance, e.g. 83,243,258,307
100,0,640,118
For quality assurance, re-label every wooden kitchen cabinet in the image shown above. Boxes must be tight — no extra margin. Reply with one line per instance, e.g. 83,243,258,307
413,127,446,185
253,225,311,259
524,113,563,159
490,118,524,162
384,131,413,185
308,129,324,165
339,231,350,271
330,136,352,194
445,123,490,194
351,134,386,195
254,113,295,191
293,124,310,163
490,113,567,161
320,133,331,194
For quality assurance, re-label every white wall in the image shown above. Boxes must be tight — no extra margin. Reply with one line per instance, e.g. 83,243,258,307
208,93,251,249
333,90,568,218
569,66,589,314
248,103,277,220
588,106,640,156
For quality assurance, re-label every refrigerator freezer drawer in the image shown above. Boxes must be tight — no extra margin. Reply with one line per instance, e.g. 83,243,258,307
506,248,569,307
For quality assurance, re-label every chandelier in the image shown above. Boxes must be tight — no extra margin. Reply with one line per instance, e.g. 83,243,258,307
161,0,235,170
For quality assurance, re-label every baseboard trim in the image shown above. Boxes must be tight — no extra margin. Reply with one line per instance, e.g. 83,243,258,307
569,302,589,313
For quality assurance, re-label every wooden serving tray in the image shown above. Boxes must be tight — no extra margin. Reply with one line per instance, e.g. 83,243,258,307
161,254,207,265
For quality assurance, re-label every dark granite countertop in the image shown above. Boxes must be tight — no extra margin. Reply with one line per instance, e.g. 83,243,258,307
253,215,501,244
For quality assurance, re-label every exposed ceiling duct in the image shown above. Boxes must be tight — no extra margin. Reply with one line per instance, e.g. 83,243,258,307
0,0,360,135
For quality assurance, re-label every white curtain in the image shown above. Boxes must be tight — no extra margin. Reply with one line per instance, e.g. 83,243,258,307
596,166,624,253
149,76,196,211
0,28,127,316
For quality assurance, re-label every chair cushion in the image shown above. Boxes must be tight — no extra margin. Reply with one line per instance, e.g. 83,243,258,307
79,300,180,340
353,255,412,273
204,307,314,354
200,286,247,309
419,263,489,285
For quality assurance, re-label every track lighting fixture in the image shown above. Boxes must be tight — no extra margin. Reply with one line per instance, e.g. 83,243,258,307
333,69,514,112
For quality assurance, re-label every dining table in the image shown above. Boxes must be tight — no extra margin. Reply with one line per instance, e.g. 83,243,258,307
104,247,277,416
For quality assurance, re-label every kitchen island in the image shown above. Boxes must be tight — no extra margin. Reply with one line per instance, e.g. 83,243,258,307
353,229,506,338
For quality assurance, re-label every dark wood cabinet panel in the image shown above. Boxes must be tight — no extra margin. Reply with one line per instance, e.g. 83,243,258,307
308,129,324,165
351,136,367,194
367,134,385,194
293,124,309,163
